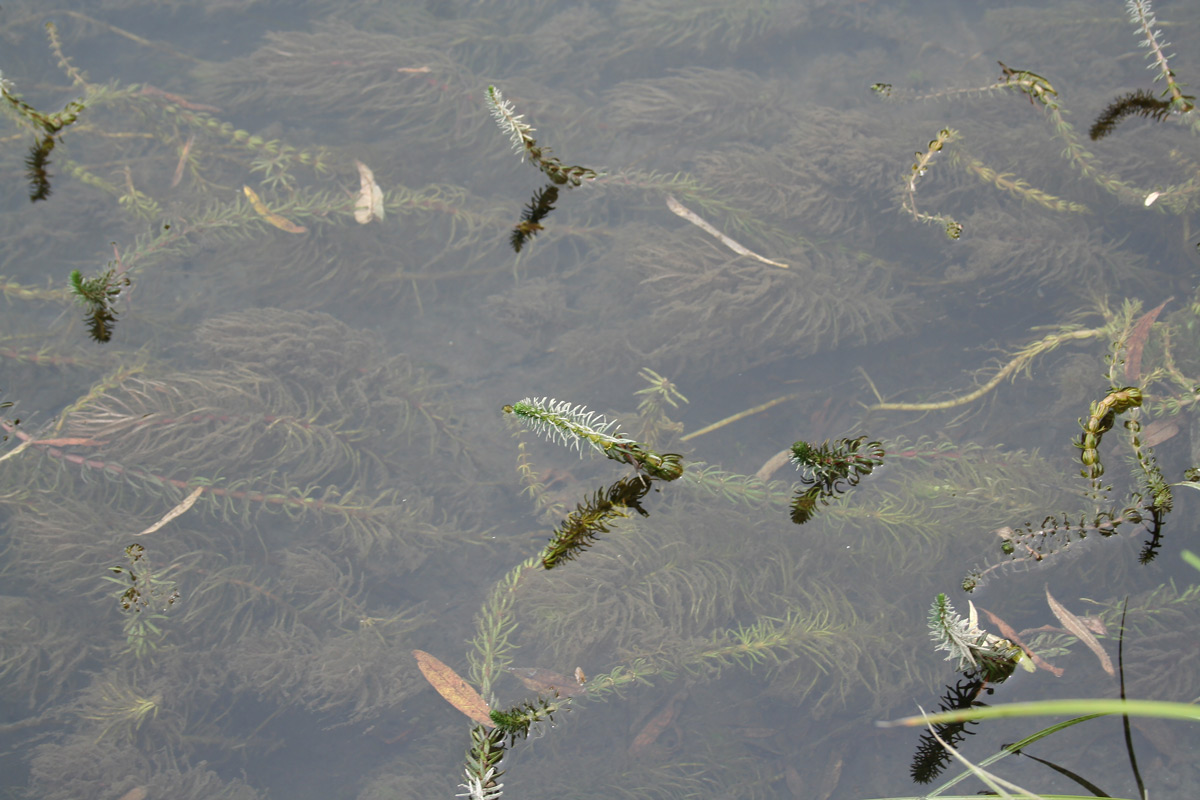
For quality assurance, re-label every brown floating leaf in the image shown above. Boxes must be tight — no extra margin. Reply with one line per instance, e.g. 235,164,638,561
353,160,385,224
1046,587,1114,677
413,649,493,726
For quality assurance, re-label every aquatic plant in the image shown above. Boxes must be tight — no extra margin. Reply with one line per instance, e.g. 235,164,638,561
540,475,652,569
0,595,96,709
486,85,599,250
908,676,989,784
1076,386,1143,481
68,266,129,343
1122,0,1196,119
5,4,1200,800
509,184,557,252
963,371,1184,593
927,593,1022,682
0,27,86,202
503,397,684,481
488,696,558,743
102,543,180,660
875,0,1200,261
1091,88,1178,140
75,677,166,744
901,127,962,240
486,86,598,187
459,724,506,800
787,435,885,524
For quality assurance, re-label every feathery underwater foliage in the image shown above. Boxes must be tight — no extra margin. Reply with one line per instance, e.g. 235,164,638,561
539,475,652,569
504,397,684,481
4,2,1200,800
927,594,1021,682
788,435,885,524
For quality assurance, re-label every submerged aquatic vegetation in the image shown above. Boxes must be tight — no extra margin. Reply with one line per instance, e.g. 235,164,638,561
0,28,86,202
486,86,598,187
540,475,652,569
503,397,684,481
927,593,1022,681
3,2,1200,800
788,435,885,524
68,266,129,343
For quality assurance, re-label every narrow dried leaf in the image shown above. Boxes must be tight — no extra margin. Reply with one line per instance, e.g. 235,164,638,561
171,134,194,189
30,437,106,447
353,160,385,224
1046,587,1114,676
755,448,792,482
413,649,493,726
136,486,204,536
507,666,584,697
243,185,308,234
665,194,788,268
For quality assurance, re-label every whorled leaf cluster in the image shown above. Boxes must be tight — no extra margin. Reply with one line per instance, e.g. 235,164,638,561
788,435,885,524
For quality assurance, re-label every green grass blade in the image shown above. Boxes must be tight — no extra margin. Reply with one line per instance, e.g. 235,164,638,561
927,714,1105,798
881,699,1200,727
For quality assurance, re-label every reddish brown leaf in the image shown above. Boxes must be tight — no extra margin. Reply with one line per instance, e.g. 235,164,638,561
32,437,106,447
413,649,492,726
1046,588,1114,677
1125,297,1171,384
629,689,687,757
507,666,584,697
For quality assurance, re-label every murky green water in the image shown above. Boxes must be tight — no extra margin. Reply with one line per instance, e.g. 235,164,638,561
1,1,1198,799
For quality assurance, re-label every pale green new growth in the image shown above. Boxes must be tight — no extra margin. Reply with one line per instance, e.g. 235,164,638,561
928,593,1021,679
1127,0,1195,114
503,397,684,481
503,397,623,455
486,86,536,158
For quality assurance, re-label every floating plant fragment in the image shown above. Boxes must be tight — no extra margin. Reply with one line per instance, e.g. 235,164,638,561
665,194,787,268
353,160,385,224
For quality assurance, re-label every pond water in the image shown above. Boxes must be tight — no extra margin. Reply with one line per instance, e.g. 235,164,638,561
1,1,1198,799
